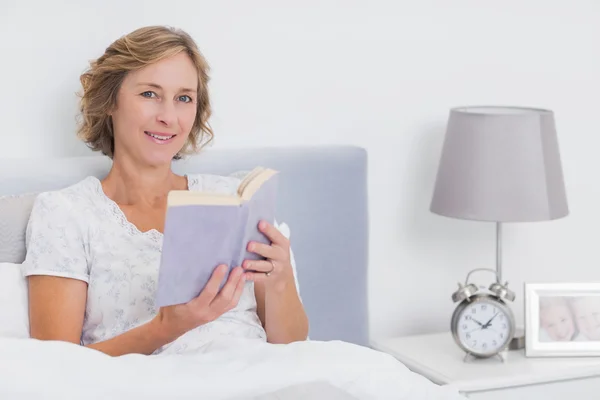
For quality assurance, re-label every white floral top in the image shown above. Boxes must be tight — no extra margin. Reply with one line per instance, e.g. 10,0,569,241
21,172,298,355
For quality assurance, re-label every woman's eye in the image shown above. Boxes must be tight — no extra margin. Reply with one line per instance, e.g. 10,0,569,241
178,95,193,103
141,91,157,98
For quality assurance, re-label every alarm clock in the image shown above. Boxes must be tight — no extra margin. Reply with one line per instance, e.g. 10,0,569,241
450,268,516,361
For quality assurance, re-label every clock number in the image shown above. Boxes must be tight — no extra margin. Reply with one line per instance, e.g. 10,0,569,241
466,333,471,340
471,308,476,314
481,305,487,311
462,324,467,330
500,333,504,339
472,340,477,347
465,315,471,321
492,340,497,346
482,343,487,349
503,323,507,329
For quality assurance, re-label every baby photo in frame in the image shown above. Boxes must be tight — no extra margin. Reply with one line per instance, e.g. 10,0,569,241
525,282,600,357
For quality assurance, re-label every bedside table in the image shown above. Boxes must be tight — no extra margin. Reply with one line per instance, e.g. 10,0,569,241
371,332,600,399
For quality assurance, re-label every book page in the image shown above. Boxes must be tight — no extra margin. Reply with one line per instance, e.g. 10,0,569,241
239,168,279,202
237,167,265,197
167,190,242,207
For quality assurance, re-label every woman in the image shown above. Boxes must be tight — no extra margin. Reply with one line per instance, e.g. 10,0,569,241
13,25,469,400
22,25,308,357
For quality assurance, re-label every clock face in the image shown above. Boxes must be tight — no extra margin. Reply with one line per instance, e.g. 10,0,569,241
455,298,513,355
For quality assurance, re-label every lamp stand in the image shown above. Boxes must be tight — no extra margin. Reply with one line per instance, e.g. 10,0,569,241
496,222,502,283
496,221,526,350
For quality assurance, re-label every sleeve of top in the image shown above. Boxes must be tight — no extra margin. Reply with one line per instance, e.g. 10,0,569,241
21,191,90,283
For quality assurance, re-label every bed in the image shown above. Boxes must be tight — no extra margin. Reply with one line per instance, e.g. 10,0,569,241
0,145,464,399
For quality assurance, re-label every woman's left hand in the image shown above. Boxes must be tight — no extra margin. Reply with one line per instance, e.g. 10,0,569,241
243,220,295,292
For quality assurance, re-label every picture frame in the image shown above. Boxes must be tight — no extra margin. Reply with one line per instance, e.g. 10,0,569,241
525,282,600,357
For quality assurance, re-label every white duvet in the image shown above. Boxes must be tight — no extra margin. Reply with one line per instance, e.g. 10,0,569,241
0,336,464,400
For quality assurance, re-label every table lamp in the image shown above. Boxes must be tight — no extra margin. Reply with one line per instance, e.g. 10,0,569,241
430,106,569,348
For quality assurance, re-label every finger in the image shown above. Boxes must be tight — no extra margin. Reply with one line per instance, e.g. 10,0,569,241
243,271,269,284
247,241,279,259
242,259,273,273
210,267,244,309
258,220,289,247
226,271,247,310
192,264,228,305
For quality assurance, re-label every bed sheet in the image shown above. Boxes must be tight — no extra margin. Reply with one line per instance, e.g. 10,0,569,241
0,336,466,399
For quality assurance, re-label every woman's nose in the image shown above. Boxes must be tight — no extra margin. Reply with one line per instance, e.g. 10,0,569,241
156,101,177,126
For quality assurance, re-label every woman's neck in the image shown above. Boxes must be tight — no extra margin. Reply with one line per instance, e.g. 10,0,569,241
101,156,187,207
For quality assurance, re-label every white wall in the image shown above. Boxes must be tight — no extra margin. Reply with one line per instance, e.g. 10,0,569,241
2,1,599,341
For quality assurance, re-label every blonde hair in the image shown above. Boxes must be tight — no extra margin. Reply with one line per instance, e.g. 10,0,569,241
76,26,213,159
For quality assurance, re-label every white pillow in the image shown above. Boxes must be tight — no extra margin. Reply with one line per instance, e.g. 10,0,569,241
0,262,30,338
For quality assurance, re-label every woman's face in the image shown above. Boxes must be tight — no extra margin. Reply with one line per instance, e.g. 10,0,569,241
110,51,198,166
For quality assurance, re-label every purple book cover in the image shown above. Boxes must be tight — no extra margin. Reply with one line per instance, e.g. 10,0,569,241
156,173,279,307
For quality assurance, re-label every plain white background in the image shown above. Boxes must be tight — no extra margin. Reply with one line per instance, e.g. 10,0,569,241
1,0,599,341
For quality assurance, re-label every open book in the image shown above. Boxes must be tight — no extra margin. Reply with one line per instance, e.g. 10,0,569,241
156,167,279,307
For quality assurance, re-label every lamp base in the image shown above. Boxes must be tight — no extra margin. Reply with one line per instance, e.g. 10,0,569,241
509,328,525,350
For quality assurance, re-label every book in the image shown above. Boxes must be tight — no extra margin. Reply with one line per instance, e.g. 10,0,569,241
155,166,280,307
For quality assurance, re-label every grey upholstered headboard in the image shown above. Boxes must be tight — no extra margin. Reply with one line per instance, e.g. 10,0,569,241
0,145,369,346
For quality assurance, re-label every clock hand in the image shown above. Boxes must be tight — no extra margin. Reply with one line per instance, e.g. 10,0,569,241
471,318,485,327
483,312,499,328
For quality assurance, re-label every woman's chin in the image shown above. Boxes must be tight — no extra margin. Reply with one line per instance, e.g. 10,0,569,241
142,149,181,167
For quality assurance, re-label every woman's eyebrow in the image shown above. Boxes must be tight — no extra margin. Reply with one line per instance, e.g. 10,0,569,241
137,82,197,93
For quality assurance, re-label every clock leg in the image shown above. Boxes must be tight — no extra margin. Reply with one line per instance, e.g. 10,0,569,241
497,352,506,363
463,352,473,363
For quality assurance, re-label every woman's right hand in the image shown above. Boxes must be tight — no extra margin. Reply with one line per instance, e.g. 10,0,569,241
152,264,247,342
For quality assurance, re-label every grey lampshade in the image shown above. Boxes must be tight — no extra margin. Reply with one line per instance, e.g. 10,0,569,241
430,106,569,222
